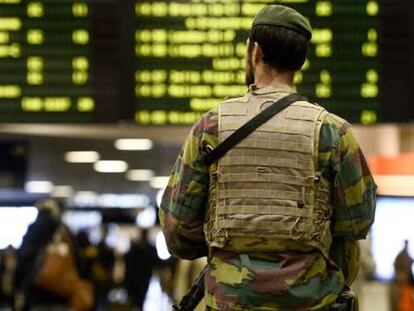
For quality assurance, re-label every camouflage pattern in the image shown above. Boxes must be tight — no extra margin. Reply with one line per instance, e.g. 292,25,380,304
159,86,376,310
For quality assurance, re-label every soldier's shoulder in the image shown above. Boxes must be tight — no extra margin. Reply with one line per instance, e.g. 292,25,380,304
191,108,219,137
221,93,250,105
323,112,352,133
293,98,327,113
301,98,351,129
318,112,353,146
193,108,218,125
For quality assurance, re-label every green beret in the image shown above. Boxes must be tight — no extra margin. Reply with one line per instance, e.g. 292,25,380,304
253,5,312,40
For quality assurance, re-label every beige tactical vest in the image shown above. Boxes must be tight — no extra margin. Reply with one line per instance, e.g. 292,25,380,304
204,91,334,257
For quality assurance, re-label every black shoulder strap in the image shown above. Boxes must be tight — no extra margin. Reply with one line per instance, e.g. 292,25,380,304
204,93,303,166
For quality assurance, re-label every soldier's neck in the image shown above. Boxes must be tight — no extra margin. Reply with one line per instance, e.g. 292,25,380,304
254,65,294,90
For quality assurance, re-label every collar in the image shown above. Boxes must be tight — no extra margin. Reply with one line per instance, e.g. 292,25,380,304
249,84,295,95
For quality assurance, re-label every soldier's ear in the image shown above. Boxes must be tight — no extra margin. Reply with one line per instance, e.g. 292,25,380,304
252,42,263,65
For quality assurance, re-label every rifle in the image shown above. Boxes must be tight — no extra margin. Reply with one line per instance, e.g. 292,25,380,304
329,287,358,311
172,266,207,311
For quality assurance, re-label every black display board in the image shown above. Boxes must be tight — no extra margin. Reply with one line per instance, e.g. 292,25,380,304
134,0,380,125
1,0,414,124
379,0,414,123
0,0,129,122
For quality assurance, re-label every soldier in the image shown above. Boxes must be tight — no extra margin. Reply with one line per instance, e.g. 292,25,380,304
160,5,376,310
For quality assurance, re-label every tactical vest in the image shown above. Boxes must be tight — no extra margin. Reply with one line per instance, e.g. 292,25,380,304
204,92,334,257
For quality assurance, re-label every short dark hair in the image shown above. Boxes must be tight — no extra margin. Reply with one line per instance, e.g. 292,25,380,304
248,25,309,72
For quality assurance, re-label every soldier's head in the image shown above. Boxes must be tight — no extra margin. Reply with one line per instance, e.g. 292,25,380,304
246,5,312,86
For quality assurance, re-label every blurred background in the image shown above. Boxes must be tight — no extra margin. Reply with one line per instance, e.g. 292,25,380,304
0,0,413,310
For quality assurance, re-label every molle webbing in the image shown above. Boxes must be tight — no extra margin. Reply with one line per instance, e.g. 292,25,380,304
204,93,303,167
219,156,312,170
216,219,313,232
218,172,315,186
218,189,312,203
217,205,313,218
210,92,331,252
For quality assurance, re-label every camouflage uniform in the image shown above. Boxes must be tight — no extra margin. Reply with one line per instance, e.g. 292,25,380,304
160,86,376,310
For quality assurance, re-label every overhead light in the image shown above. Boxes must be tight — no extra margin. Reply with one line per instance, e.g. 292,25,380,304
25,181,54,193
97,194,118,208
98,194,150,208
114,139,153,151
64,151,100,163
136,207,157,228
94,160,128,173
52,185,74,198
117,194,149,208
126,169,154,181
74,191,98,207
150,176,169,189
62,211,102,232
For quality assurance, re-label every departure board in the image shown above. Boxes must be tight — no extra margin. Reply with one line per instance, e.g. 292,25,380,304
134,0,380,125
0,0,124,122
3,0,414,124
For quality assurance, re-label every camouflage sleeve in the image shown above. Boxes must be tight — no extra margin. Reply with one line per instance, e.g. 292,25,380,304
329,117,377,240
329,237,361,286
159,110,218,260
319,114,376,286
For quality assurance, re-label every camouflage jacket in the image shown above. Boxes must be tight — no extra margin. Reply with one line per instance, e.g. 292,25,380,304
160,86,376,310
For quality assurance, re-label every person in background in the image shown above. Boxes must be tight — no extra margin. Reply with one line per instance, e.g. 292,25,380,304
393,240,414,311
395,240,414,284
160,4,376,310
0,245,17,309
74,231,96,281
90,227,115,311
124,229,158,310
16,199,66,310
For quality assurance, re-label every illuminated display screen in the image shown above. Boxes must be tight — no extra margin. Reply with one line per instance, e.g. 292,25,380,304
371,197,414,281
0,0,123,122
1,0,413,124
134,0,380,126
